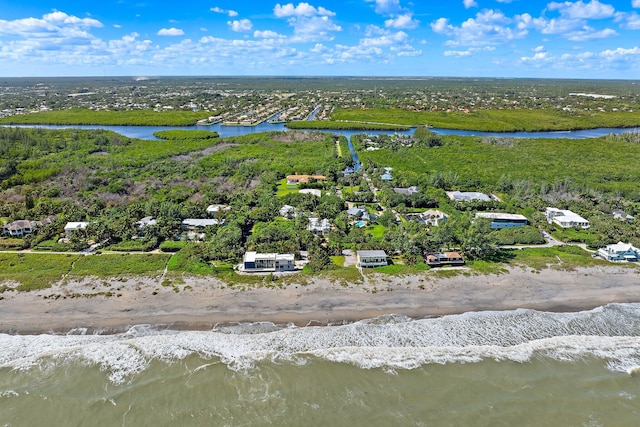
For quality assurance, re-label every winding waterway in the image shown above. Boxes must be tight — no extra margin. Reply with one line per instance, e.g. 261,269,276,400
6,121,640,140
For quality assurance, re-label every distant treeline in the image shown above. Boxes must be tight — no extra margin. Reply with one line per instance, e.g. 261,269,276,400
154,130,219,140
286,120,410,131
0,108,211,126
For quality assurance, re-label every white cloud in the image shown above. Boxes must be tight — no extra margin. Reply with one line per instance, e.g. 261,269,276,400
211,7,239,17
254,30,286,39
274,2,335,17
113,24,122,29
533,45,545,52
273,3,341,42
228,19,253,32
463,0,478,9
566,27,617,41
0,11,102,37
547,1,616,20
157,27,184,36
432,10,527,47
384,14,419,29
634,0,640,8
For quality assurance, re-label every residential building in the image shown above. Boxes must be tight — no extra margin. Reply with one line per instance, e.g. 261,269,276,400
405,210,448,227
206,204,230,217
475,212,529,229
446,191,491,202
136,216,157,230
33,215,58,228
545,207,590,229
612,210,634,223
597,242,640,262
3,220,34,238
181,219,225,229
393,186,420,196
279,204,297,219
299,189,322,197
380,172,393,181
307,218,331,235
286,174,327,185
356,250,388,268
242,252,295,272
425,252,465,267
64,221,89,237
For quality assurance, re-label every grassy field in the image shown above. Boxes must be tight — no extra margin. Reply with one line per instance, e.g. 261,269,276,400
69,253,171,277
0,253,80,291
276,179,300,197
331,108,640,132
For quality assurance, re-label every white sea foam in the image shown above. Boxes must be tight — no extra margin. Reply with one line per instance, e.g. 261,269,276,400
2,303,640,384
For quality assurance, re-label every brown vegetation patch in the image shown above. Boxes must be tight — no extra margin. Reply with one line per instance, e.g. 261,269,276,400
273,131,324,143
171,143,237,161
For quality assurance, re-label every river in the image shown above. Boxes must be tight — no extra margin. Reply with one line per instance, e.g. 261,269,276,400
6,122,640,140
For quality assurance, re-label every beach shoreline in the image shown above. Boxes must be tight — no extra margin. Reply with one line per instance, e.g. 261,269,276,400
1,265,639,335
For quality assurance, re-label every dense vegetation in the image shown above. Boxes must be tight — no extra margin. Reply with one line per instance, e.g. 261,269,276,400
286,120,410,131
154,130,219,140
1,124,639,290
331,108,640,132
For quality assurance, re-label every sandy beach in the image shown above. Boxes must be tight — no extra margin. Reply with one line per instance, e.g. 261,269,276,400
1,265,639,334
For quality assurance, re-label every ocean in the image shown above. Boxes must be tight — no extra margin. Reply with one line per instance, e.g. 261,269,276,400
2,304,640,426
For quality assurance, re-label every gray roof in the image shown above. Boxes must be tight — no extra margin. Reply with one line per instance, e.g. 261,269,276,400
357,250,388,258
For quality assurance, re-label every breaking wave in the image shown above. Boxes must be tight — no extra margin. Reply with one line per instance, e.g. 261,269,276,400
2,303,640,384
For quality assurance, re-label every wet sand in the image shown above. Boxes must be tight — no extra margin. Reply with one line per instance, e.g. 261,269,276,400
1,266,639,334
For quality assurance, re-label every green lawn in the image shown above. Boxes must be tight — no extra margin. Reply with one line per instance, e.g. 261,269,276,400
276,179,300,197
70,253,171,277
367,224,386,238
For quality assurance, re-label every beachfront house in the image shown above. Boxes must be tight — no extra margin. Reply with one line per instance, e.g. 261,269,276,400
356,250,388,268
299,189,322,197
474,212,529,229
242,252,295,272
545,207,590,229
279,204,298,219
307,218,331,235
425,252,465,267
446,191,492,202
597,242,640,262
405,210,448,227
64,221,89,237
2,219,34,238
136,216,157,230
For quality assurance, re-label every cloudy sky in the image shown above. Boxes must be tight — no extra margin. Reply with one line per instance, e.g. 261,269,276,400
1,0,640,78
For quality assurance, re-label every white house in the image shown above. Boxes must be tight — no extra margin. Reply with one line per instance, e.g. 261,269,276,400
447,191,492,202
279,205,298,219
356,250,388,268
64,221,89,237
242,252,295,272
597,242,640,262
545,207,590,229
206,204,230,217
299,189,322,197
307,218,331,235
182,218,224,229
405,210,448,227
475,212,529,229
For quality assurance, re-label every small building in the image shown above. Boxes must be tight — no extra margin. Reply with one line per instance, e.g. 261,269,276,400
475,212,529,229
356,250,388,268
279,204,297,219
393,186,419,196
242,252,295,272
299,189,322,197
64,221,89,237
380,172,393,181
34,215,58,228
136,216,157,230
447,191,491,202
206,204,230,217
405,210,448,227
426,252,465,267
597,242,640,262
182,218,225,229
343,166,355,176
307,218,331,235
347,206,367,218
612,210,634,223
545,207,590,229
3,220,34,238
286,174,327,185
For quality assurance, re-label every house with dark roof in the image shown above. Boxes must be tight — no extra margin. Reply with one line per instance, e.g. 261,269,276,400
2,220,34,238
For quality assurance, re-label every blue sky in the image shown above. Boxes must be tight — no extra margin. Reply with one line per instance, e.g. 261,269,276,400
1,0,640,78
